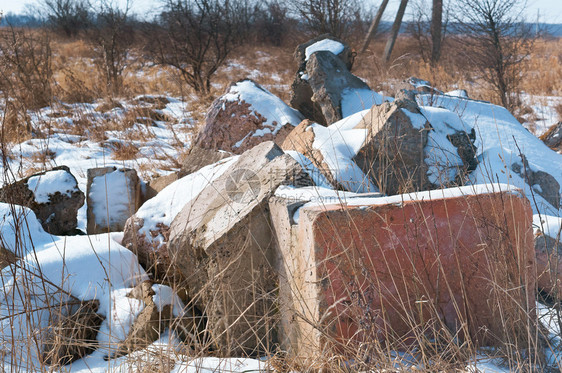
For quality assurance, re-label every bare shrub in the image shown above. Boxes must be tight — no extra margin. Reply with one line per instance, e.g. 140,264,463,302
454,0,533,111
88,0,135,97
41,0,92,38
0,25,53,110
289,0,359,39
407,0,450,64
254,0,289,47
144,0,243,95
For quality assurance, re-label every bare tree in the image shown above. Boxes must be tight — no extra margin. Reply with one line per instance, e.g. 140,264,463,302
291,0,358,38
456,0,532,111
255,0,289,46
41,0,92,37
382,0,409,63
88,0,134,96
430,0,443,64
359,0,390,54
407,0,448,64
146,0,241,95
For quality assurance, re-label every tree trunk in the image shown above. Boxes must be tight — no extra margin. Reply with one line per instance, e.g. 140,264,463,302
359,0,390,54
382,0,409,63
430,0,443,65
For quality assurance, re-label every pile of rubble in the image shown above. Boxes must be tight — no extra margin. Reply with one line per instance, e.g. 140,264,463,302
1,35,561,367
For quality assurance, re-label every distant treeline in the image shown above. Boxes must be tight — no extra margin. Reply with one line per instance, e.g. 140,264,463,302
2,11,561,37
0,13,43,27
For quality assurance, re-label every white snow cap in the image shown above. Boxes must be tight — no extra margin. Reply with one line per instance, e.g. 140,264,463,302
27,169,79,204
305,39,345,61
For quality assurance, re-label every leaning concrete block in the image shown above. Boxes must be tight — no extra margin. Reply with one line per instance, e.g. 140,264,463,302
168,141,314,356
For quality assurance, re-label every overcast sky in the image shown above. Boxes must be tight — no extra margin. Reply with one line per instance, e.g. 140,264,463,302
1,0,561,23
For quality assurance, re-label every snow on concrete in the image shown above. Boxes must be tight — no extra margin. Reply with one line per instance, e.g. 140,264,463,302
275,185,381,224
419,106,470,185
446,89,469,98
296,183,523,213
417,93,562,218
275,185,375,203
152,283,184,315
534,214,562,241
341,88,386,118
27,169,79,204
420,106,469,134
223,80,303,136
311,109,378,193
89,169,135,227
402,107,429,130
134,156,238,248
408,77,431,89
305,39,345,61
424,129,464,185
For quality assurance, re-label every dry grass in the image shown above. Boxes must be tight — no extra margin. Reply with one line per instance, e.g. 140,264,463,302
1,27,562,372
353,35,562,108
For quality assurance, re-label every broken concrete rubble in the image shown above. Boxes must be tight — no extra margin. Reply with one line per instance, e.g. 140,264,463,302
167,141,313,356
194,80,303,154
353,98,432,195
179,146,231,177
289,35,382,126
274,185,535,362
290,35,354,125
535,232,562,298
306,51,372,125
512,154,560,209
86,166,141,234
42,299,104,366
0,166,84,235
540,121,562,152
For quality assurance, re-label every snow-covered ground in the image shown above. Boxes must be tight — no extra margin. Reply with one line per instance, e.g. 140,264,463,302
521,94,562,136
2,95,194,231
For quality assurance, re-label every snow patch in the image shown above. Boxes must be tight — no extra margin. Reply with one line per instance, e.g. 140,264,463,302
27,169,78,204
275,185,381,224
418,93,562,217
0,203,53,255
0,233,148,365
303,183,523,210
310,110,378,193
425,130,464,185
446,89,469,98
534,214,562,242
